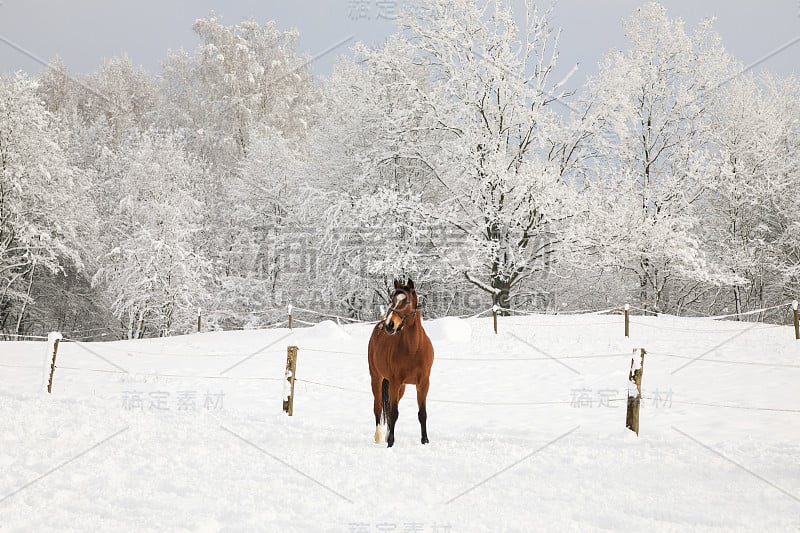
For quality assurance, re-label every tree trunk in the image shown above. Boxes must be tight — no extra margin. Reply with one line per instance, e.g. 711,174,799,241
15,261,36,335
638,272,652,315
638,258,663,315
733,285,742,321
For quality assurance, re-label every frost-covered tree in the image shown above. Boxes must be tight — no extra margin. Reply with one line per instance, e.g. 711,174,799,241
305,40,454,316
162,17,320,304
86,56,162,147
0,74,93,334
37,56,162,173
578,3,737,313
36,57,78,118
315,0,582,313
405,0,585,311
203,124,311,327
705,73,800,315
92,132,210,338
162,16,318,169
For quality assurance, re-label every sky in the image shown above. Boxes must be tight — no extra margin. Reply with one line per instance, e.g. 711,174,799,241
0,0,798,89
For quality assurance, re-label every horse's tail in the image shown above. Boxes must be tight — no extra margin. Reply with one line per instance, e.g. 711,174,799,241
381,378,390,425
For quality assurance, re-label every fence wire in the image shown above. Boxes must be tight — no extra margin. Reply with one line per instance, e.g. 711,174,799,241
4,303,798,415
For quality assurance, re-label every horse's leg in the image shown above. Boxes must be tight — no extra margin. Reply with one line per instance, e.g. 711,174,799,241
416,378,430,444
370,372,384,444
387,381,403,448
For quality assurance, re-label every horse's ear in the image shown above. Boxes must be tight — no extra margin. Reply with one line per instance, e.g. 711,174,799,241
407,278,415,290
393,279,401,289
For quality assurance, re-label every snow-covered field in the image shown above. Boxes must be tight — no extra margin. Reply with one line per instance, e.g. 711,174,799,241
1,313,798,532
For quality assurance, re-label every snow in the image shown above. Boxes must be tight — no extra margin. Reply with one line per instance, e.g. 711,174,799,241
422,317,472,344
1,313,799,531
306,320,351,341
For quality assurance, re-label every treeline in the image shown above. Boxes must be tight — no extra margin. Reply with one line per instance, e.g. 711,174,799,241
1,1,798,339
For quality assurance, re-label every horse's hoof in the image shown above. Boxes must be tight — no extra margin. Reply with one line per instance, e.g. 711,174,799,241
421,437,429,445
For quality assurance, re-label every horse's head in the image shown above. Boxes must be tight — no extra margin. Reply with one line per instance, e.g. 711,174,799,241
384,278,419,335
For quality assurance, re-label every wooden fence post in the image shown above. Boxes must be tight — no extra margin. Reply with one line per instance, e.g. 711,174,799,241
492,305,499,335
624,304,630,338
793,300,799,340
626,348,646,436
46,332,62,394
197,307,202,333
288,304,293,330
282,346,298,416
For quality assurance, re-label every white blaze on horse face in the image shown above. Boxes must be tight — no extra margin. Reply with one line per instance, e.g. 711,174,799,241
385,292,406,327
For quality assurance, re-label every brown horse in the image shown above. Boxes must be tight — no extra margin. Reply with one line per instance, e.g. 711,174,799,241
368,278,434,447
